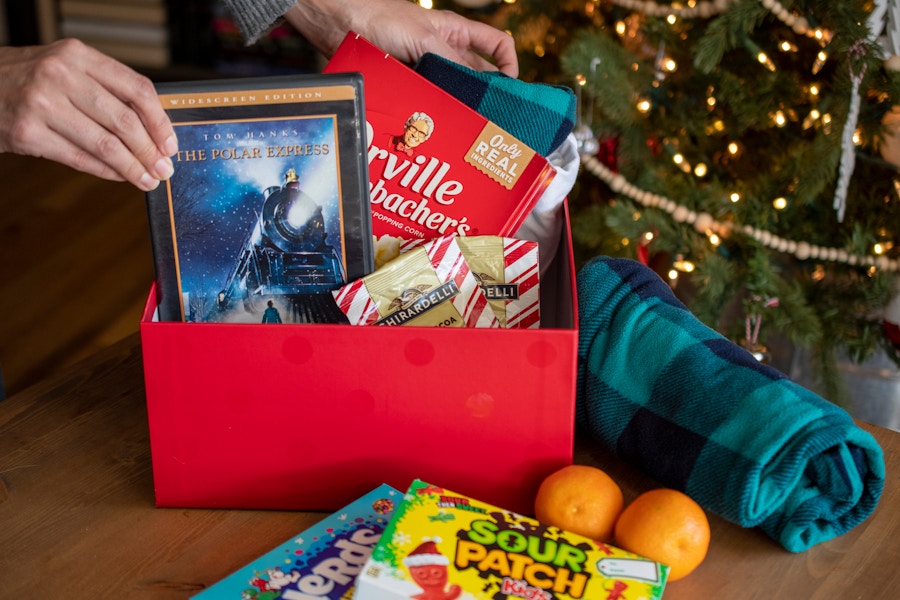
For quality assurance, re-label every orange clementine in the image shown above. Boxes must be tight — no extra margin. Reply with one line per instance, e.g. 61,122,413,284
613,488,710,581
534,464,624,542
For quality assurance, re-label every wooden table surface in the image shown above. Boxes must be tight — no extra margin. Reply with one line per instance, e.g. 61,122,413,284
1,333,898,599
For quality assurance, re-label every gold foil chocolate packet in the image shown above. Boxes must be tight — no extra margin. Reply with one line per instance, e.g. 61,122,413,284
455,236,540,328
334,235,498,328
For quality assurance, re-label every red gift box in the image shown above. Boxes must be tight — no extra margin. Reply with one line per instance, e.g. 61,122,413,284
139,209,577,515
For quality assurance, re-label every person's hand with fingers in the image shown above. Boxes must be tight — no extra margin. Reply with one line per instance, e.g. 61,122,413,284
284,0,519,78
0,1,516,193
0,38,177,191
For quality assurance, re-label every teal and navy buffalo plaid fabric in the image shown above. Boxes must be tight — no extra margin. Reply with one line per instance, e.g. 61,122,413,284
415,53,576,157
417,56,883,552
576,257,885,552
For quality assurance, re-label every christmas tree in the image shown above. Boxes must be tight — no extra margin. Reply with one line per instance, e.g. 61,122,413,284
436,0,900,402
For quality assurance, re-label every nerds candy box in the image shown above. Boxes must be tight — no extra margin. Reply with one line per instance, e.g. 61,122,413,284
194,484,401,599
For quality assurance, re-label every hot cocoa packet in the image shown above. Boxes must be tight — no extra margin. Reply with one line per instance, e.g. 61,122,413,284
334,235,498,328
455,236,540,329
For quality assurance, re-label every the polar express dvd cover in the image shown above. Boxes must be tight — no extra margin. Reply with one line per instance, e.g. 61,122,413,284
145,72,373,324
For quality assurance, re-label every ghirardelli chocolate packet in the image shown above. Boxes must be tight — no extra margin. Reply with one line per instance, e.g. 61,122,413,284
334,236,498,328
456,236,540,329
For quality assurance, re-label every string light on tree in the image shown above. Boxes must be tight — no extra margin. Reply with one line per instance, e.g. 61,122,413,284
452,0,497,8
610,0,736,19
779,40,799,53
581,154,900,272
811,50,829,75
757,50,777,71
505,0,900,395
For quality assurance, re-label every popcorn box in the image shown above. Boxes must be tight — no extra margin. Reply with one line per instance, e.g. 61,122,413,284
139,207,577,514
193,484,401,599
354,480,669,600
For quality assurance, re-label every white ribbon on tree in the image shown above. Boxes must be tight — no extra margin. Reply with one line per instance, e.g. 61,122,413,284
833,0,892,222
833,41,867,223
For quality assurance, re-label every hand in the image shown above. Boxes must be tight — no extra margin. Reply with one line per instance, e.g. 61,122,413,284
0,39,177,191
286,0,518,78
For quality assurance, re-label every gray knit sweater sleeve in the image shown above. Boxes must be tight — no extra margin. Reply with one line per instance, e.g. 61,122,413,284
221,0,298,44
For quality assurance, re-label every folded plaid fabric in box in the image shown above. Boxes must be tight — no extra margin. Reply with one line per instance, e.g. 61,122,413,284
576,257,886,552
414,52,576,157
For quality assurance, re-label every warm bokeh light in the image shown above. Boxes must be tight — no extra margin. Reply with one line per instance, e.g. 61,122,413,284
812,51,828,74
757,52,776,71
673,258,695,272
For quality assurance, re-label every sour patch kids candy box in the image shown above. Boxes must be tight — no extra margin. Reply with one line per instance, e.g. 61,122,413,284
353,480,668,600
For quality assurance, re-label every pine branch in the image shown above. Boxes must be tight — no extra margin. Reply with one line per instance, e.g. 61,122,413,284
504,0,900,394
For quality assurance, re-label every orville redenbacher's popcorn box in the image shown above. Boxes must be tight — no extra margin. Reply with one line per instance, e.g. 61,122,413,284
323,33,556,249
354,480,669,600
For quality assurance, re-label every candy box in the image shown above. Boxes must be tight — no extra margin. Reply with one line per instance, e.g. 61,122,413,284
353,480,669,600
193,484,401,599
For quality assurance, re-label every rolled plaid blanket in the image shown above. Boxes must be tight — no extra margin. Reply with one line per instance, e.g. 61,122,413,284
576,256,886,552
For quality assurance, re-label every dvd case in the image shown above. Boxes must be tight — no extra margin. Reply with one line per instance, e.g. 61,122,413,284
146,73,373,323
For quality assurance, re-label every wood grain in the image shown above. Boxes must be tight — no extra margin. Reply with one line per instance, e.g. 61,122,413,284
0,154,154,397
0,334,898,599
